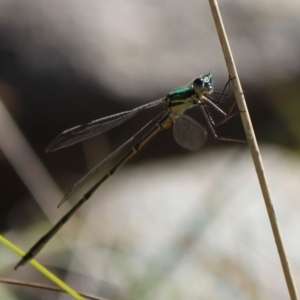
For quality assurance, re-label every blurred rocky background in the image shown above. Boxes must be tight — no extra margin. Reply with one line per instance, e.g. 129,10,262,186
0,0,300,299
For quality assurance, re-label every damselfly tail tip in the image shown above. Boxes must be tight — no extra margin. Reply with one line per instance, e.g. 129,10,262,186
14,259,24,270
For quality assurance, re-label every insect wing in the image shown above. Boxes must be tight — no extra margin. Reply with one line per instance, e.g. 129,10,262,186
46,98,164,152
173,114,207,151
57,110,167,206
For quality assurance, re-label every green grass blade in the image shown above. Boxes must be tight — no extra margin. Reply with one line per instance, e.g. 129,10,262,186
0,234,84,300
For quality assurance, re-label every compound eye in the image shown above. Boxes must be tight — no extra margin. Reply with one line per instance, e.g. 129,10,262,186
193,77,204,90
203,76,210,83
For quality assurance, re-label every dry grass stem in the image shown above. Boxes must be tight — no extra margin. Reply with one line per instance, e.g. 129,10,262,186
208,1,299,299
0,277,106,300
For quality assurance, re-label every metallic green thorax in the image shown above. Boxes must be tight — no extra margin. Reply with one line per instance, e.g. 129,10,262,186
166,73,214,117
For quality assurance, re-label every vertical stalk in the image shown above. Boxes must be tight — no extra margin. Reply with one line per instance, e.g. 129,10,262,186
208,1,298,299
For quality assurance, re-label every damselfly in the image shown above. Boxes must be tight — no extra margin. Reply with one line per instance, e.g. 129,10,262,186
15,73,241,269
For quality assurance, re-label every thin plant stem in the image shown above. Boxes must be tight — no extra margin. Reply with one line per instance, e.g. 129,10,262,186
0,277,107,300
208,1,299,300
